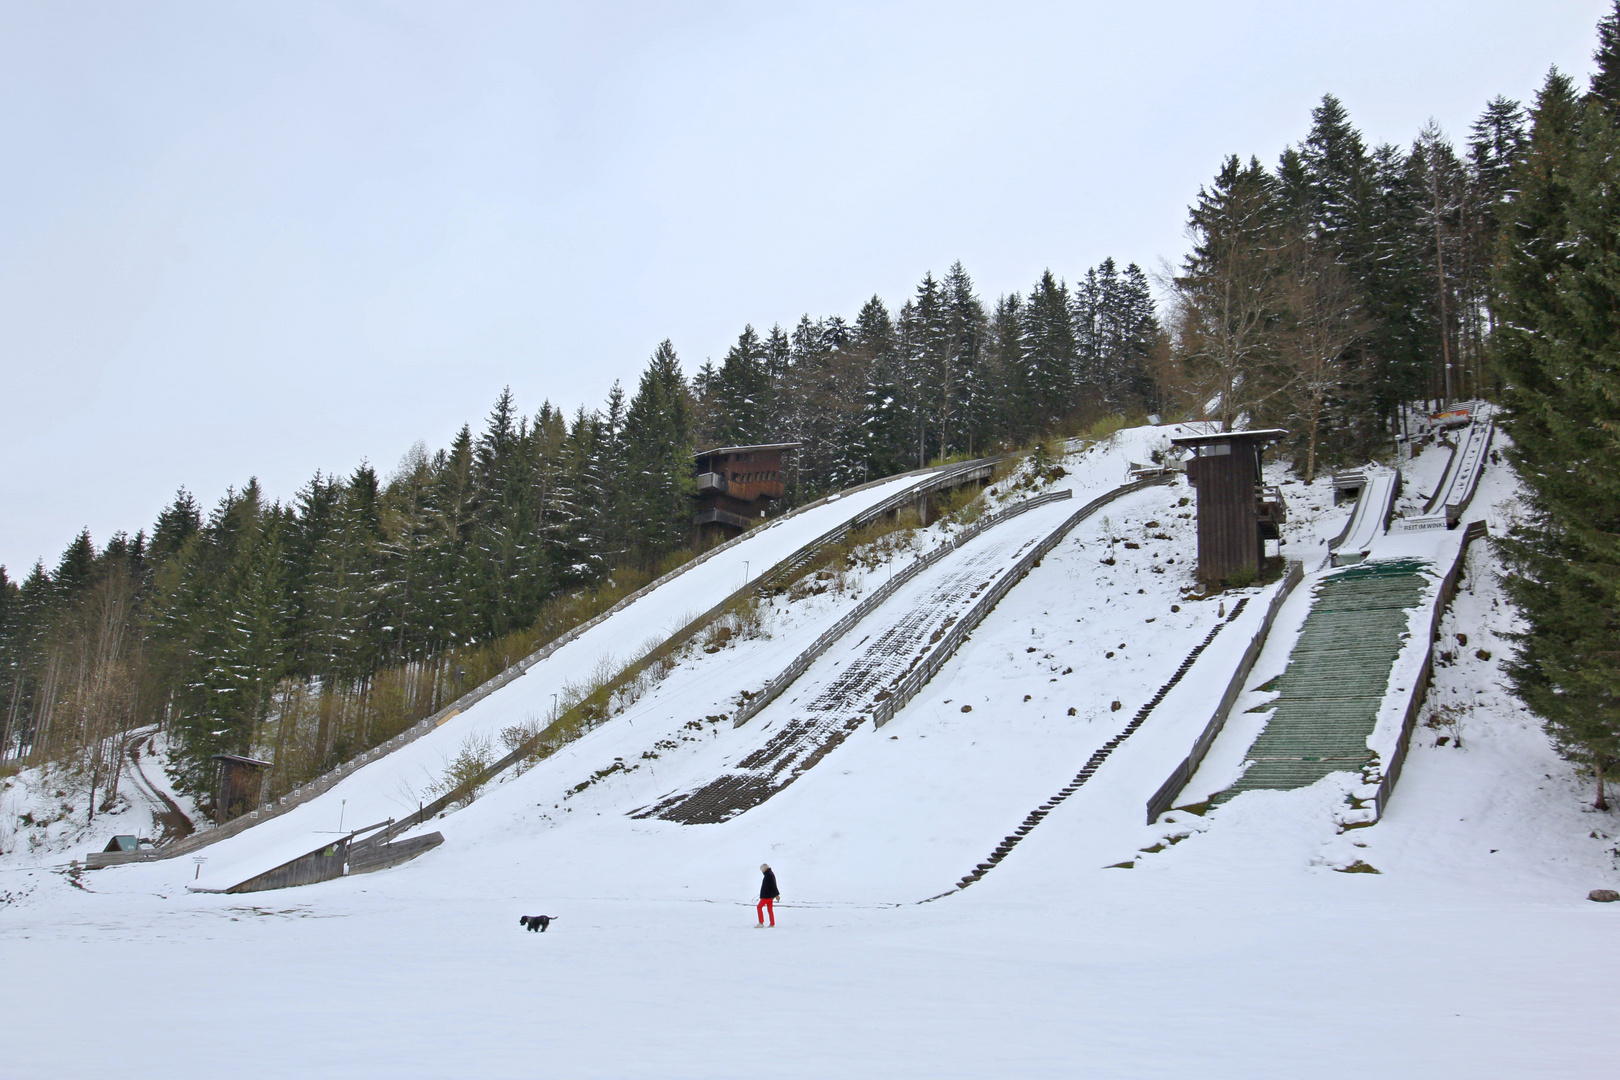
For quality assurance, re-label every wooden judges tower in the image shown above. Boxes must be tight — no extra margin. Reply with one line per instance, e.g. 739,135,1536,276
211,752,271,824
1170,429,1288,585
693,442,800,541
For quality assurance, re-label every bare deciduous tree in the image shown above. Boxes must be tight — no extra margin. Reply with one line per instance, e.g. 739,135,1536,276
1277,243,1371,480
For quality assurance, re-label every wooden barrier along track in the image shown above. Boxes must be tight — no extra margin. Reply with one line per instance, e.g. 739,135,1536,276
731,488,1074,729
873,476,1173,729
1370,520,1488,817
122,458,1002,867
925,599,1253,900
1146,561,1304,823
634,476,1172,826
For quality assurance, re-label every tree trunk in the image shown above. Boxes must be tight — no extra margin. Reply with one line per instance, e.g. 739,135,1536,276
1432,168,1453,405
1306,400,1321,483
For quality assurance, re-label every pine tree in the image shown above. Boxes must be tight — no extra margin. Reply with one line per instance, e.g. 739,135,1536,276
0,565,21,759
1414,121,1470,402
710,326,773,446
942,262,987,458
376,443,447,662
552,406,607,590
1494,61,1620,809
1172,156,1287,429
1466,96,1529,384
1299,94,1371,256
986,293,1027,444
896,273,950,466
52,530,97,604
164,482,292,788
1021,270,1077,434
1591,0,1620,105
851,296,907,481
1359,142,1433,419
1074,259,1161,419
3,562,53,759
624,343,696,564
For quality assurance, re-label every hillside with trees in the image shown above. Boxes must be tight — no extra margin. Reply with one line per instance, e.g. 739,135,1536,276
4,1,1619,816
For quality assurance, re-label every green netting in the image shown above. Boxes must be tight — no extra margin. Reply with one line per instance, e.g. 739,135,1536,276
1214,559,1432,802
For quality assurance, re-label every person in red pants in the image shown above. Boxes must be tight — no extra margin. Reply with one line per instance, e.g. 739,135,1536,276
756,863,779,927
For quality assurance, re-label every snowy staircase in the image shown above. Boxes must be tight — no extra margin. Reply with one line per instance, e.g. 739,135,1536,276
1214,559,1430,801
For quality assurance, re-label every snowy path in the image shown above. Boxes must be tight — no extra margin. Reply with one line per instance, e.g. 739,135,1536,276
123,729,194,844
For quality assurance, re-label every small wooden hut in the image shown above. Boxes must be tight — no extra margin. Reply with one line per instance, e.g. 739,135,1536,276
693,442,800,541
211,753,271,824
1170,429,1288,585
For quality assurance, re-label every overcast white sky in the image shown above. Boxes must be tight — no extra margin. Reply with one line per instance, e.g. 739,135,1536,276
1,0,1610,574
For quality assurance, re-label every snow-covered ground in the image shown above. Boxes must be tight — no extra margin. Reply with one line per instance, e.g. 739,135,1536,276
0,729,196,863
3,425,1616,1079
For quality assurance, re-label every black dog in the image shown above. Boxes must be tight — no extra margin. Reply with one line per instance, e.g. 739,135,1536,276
519,915,555,932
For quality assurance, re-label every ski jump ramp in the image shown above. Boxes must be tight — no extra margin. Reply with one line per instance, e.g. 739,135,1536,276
1328,467,1399,566
181,465,974,892
1422,414,1494,525
1176,461,1494,823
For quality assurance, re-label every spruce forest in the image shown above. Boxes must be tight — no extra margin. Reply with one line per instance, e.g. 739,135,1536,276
3,7,1618,814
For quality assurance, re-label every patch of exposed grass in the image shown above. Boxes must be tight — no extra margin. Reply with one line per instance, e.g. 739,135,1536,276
1334,860,1381,874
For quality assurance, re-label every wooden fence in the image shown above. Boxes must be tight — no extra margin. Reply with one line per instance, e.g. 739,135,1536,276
1371,519,1489,817
733,488,1073,728
1144,559,1305,823
871,475,1175,728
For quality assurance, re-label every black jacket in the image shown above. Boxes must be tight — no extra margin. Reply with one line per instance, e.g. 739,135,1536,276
760,869,779,900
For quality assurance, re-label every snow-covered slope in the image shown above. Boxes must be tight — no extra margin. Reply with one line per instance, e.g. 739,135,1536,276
4,424,1616,1080
180,467,953,889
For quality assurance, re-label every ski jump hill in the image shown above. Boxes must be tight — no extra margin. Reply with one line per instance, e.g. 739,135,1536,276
133,457,998,889
86,415,1496,902
27,411,1620,1078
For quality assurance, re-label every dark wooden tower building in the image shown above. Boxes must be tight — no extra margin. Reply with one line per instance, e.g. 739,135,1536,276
693,442,800,541
211,752,271,824
1170,429,1288,585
